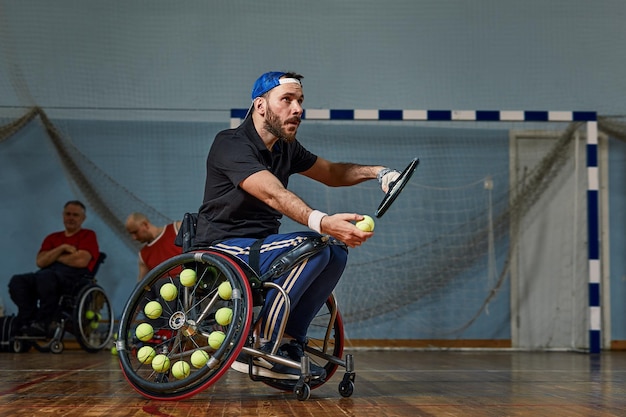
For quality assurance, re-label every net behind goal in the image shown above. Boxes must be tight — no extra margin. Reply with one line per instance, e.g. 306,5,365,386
232,109,599,350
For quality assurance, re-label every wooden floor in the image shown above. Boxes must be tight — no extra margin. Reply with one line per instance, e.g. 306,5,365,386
1,347,625,416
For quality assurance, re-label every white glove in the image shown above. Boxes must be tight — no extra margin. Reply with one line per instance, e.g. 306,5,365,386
377,168,401,193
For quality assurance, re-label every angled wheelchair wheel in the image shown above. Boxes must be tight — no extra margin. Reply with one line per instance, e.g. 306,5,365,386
117,250,253,400
73,284,115,352
262,294,345,392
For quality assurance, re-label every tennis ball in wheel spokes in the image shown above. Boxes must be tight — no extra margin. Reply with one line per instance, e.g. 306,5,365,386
137,345,156,364
171,360,191,379
215,307,233,326
355,215,375,232
208,331,226,349
180,269,197,287
152,354,170,373
218,281,232,300
160,283,178,301
144,301,162,320
191,349,209,368
135,322,154,342
85,310,95,320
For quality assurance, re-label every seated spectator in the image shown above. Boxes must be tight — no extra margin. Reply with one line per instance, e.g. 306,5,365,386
8,200,100,336
124,213,182,281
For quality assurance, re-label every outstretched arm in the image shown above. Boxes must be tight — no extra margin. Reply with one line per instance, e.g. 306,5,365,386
301,157,400,192
239,170,372,248
300,157,383,187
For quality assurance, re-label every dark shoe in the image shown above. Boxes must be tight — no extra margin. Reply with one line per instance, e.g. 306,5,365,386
280,340,327,380
231,341,326,381
231,343,300,380
25,321,46,337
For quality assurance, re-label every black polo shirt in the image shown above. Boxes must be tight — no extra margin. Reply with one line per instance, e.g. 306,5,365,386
195,117,317,246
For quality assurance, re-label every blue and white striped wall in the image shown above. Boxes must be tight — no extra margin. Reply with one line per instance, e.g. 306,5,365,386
231,108,601,353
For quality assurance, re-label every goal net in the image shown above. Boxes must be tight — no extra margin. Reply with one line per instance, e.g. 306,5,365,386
230,111,605,350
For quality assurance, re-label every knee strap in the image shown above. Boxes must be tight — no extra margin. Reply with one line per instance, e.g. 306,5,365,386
248,238,265,277
260,235,330,281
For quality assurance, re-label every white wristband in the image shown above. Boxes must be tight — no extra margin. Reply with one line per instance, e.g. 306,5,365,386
307,210,327,234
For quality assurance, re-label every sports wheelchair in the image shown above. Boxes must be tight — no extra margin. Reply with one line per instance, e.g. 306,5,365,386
13,253,115,354
117,228,355,401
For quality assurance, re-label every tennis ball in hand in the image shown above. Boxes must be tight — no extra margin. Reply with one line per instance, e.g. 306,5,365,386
152,354,170,373
215,307,233,326
191,350,209,368
218,281,232,300
135,323,154,342
208,331,226,349
180,269,197,287
171,360,191,379
160,283,178,301
137,345,156,364
144,301,162,320
355,215,375,232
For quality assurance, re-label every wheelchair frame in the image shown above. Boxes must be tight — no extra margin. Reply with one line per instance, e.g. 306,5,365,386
116,237,356,401
13,253,115,354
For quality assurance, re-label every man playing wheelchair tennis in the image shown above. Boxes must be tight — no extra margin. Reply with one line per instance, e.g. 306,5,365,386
194,71,400,381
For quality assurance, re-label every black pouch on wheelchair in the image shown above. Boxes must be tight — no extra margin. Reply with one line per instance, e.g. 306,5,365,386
175,212,198,253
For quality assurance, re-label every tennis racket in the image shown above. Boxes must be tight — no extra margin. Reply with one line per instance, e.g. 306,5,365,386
375,157,419,218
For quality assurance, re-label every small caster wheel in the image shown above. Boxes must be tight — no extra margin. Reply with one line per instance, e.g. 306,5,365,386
12,339,30,353
294,383,311,401
338,380,354,397
50,341,64,354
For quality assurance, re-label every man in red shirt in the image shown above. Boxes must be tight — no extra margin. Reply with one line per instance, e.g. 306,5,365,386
9,200,100,336
124,213,182,281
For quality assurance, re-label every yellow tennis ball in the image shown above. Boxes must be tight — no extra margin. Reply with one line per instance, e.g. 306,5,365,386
218,281,232,300
110,346,118,355
190,350,209,368
215,307,233,326
160,283,178,301
355,215,375,232
85,310,95,320
208,331,225,349
180,269,197,287
137,345,156,364
90,320,99,329
144,301,162,320
135,323,154,342
152,354,170,373
171,360,191,379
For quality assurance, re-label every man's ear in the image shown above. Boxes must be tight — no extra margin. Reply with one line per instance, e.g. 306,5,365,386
255,97,266,115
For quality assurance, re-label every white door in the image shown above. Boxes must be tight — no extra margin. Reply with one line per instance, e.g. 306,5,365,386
509,131,588,350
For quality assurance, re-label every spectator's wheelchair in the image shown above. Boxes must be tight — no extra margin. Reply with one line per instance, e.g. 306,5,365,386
116,214,355,401
13,253,115,354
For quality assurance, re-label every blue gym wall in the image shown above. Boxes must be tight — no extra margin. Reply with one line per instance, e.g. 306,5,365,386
1,0,625,343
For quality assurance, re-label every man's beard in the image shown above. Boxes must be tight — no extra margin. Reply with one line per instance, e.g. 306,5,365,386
264,106,298,143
